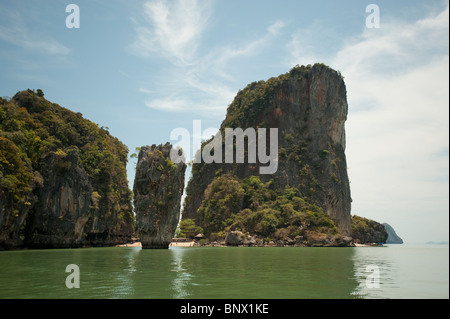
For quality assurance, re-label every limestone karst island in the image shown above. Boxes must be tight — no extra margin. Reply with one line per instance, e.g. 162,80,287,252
0,64,396,250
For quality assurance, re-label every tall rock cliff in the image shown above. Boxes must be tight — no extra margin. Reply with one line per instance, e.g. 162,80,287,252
0,90,134,249
183,64,352,237
134,143,186,249
24,150,93,248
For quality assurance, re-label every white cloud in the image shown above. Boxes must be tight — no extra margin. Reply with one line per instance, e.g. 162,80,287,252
133,1,285,115
268,21,286,36
346,56,449,198
201,20,286,80
342,5,448,242
144,78,235,117
286,33,318,68
132,0,212,66
145,97,189,112
0,22,70,56
334,3,449,105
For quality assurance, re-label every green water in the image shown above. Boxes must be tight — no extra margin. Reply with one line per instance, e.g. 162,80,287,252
0,245,448,299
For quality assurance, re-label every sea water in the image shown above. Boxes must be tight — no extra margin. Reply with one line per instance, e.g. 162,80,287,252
0,244,447,299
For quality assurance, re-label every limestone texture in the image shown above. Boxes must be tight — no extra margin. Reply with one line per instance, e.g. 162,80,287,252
134,143,186,249
183,64,352,236
0,90,134,249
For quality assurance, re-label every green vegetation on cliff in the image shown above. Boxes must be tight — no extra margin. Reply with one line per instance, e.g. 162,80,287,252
194,173,343,245
0,89,134,248
182,63,352,243
1,91,131,191
177,218,203,239
351,215,388,244
221,64,322,129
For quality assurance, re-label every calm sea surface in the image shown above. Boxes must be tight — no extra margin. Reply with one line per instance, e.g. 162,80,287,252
0,244,448,299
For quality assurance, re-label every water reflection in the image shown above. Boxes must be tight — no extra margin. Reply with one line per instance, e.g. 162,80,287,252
351,244,449,299
112,246,399,299
3,245,445,299
165,247,361,299
112,247,140,298
351,247,395,298
169,247,193,298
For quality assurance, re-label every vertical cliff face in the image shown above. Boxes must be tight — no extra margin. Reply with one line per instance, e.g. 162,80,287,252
183,64,352,236
24,149,134,248
0,90,134,249
24,150,93,248
134,143,186,249
0,136,36,248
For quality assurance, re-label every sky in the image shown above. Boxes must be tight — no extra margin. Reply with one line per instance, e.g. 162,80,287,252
0,0,448,243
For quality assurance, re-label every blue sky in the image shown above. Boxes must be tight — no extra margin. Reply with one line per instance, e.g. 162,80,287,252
0,0,448,243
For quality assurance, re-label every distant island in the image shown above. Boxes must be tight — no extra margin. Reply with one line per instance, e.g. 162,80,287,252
1,64,392,250
425,241,449,245
383,223,404,244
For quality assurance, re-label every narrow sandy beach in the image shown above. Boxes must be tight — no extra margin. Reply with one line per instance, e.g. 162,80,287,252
116,242,142,247
116,241,196,247
169,241,195,247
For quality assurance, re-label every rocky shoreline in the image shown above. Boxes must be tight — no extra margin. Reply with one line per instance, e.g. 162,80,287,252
1,67,394,250
117,240,360,248
118,240,388,248
117,230,357,248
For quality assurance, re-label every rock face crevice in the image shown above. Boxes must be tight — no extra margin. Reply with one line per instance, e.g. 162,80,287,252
134,143,186,249
183,64,352,236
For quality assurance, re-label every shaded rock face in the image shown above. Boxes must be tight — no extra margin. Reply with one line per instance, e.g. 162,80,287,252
0,187,36,249
383,223,404,244
24,150,134,248
0,194,29,249
225,231,246,246
134,143,186,249
0,136,36,249
183,64,352,235
24,150,92,248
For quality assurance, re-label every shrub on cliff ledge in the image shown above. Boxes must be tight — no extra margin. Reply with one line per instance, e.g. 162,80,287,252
197,174,245,235
178,218,203,239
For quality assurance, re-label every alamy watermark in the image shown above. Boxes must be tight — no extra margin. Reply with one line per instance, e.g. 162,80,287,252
366,4,380,29
65,264,80,288
365,264,380,289
65,4,80,29
169,120,278,175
